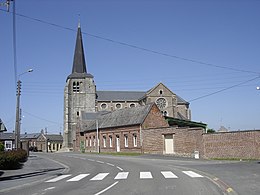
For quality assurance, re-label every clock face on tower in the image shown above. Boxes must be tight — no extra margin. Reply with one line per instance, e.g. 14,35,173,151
156,98,167,110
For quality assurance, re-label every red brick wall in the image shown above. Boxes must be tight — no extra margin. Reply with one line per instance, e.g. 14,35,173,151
83,125,142,153
142,127,204,156
203,130,260,159
142,104,169,129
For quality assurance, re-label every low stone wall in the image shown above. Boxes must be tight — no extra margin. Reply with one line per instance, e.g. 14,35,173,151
203,130,260,159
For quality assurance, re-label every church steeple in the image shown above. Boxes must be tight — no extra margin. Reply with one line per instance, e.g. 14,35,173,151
67,24,93,80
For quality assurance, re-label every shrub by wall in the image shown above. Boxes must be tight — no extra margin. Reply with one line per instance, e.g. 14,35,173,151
0,149,28,170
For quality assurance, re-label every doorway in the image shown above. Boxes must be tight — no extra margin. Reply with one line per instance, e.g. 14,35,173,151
164,134,174,154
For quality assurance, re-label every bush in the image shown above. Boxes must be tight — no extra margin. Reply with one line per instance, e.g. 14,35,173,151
0,142,4,152
0,149,28,170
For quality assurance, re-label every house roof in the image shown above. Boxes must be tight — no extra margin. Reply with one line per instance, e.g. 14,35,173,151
20,133,41,139
166,116,207,129
45,134,63,141
81,103,154,132
0,132,14,140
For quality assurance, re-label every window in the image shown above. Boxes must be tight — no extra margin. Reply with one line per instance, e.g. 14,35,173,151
116,103,122,109
109,135,113,147
156,98,167,110
159,90,163,95
103,136,106,147
163,111,168,116
133,134,137,147
73,82,80,92
101,103,107,110
93,136,96,147
89,136,92,147
86,137,88,147
124,135,128,147
130,103,136,108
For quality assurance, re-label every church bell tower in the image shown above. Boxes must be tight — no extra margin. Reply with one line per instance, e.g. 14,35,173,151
63,23,96,151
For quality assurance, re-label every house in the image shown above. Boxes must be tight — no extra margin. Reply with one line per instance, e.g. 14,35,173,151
76,103,205,156
0,132,14,150
77,103,168,153
0,131,63,152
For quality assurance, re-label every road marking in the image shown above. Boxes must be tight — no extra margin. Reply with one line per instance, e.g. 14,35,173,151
45,175,71,183
67,174,90,182
161,171,178,178
182,171,204,178
80,157,86,160
116,166,123,171
106,163,115,167
140,172,153,179
44,187,56,191
90,173,109,181
88,159,95,162
96,160,104,164
114,172,129,180
94,181,119,195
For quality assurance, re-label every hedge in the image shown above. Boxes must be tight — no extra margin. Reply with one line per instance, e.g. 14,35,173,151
0,149,28,170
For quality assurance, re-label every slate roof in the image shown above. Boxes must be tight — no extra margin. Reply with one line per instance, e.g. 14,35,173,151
96,91,145,101
20,133,41,139
81,103,154,132
45,134,63,142
0,132,14,140
96,90,188,104
67,25,93,80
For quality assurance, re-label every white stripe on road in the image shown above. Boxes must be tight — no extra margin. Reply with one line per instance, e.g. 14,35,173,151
161,171,178,178
116,166,123,171
94,181,119,195
114,172,129,180
67,174,90,182
182,171,204,178
45,175,71,183
106,163,115,167
96,161,104,164
140,172,153,179
90,173,109,181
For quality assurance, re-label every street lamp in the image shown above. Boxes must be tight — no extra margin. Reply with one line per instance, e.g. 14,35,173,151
257,86,260,90
14,68,33,149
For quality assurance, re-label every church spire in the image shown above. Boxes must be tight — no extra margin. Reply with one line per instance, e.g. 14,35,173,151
67,24,93,80
72,24,87,74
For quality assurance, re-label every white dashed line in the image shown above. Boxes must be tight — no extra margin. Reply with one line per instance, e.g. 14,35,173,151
116,166,123,171
106,163,115,167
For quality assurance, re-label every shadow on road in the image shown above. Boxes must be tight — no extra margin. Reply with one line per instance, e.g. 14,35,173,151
0,167,65,181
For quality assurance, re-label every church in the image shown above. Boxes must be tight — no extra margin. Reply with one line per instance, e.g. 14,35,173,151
62,24,200,154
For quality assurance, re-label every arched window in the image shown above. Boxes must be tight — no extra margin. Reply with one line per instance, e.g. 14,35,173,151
73,82,80,92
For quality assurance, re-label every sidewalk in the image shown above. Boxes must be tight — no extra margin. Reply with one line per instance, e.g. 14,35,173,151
0,153,67,192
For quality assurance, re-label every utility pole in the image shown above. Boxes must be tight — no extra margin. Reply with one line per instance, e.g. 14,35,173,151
14,80,21,149
14,69,33,149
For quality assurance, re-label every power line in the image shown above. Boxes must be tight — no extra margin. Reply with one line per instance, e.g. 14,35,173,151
1,8,259,75
189,76,260,102
23,110,62,125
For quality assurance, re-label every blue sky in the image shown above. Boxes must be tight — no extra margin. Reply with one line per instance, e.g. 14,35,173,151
1,0,260,134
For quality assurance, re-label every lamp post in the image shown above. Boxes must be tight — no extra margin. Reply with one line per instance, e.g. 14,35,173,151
257,86,260,90
14,69,33,149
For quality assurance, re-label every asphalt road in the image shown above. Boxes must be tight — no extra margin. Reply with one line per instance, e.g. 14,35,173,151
1,152,259,195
